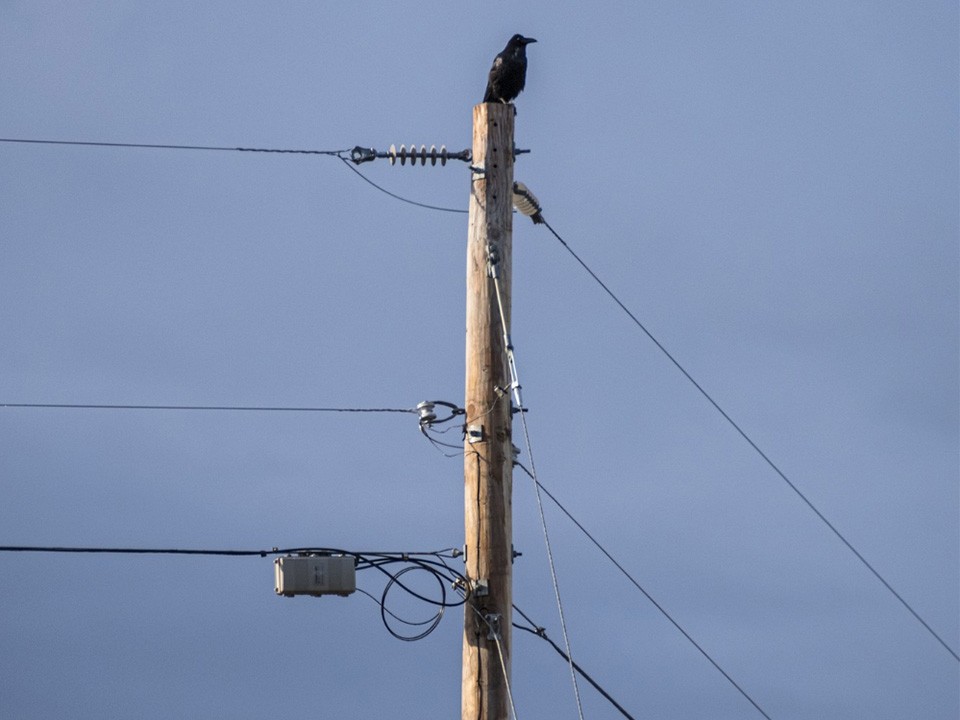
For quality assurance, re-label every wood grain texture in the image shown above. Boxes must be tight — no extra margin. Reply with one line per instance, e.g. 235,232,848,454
462,102,515,720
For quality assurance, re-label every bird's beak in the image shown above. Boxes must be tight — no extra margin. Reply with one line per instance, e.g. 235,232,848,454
523,37,537,44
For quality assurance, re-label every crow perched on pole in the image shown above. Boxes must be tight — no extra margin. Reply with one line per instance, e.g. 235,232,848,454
483,34,537,105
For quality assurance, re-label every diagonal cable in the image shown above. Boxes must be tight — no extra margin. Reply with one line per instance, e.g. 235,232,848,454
512,610,636,720
514,464,773,719
535,216,959,664
338,157,468,213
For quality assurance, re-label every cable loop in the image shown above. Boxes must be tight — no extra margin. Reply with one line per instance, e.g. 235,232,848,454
379,566,447,642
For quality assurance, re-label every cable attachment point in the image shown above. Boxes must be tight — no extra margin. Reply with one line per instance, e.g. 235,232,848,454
349,146,377,164
486,244,501,279
416,401,467,455
416,400,464,429
513,181,544,224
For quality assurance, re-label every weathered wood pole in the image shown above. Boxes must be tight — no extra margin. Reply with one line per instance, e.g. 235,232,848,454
462,101,515,720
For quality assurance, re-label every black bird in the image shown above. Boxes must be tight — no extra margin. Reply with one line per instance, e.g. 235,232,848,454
483,34,537,104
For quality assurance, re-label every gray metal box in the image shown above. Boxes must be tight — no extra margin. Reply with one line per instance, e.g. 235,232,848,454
274,555,356,597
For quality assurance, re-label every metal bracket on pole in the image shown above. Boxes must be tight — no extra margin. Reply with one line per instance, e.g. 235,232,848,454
483,612,502,640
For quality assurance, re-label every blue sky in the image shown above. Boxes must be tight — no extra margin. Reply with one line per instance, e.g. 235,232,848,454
1,2,957,718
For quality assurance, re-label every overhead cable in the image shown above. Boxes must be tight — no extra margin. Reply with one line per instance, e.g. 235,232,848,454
338,157,468,213
1,402,417,414
0,545,467,643
513,607,636,720
0,542,638,720
514,463,773,719
0,136,349,156
0,136,471,214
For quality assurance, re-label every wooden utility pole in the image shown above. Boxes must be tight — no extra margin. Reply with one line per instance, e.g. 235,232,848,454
462,102,515,720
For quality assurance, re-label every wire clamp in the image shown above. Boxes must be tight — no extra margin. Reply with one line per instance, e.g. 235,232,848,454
484,612,502,640
472,578,489,597
349,146,377,164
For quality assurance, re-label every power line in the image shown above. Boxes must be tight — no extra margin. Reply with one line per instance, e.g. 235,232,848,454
513,615,636,720
492,237,769,719
0,541,631,720
0,136,349,156
0,545,274,556
1,136,470,214
0,544,473,647
531,214,960,664
515,404,586,720
0,545,457,558
10,131,953,666
514,463,773,719
423,427,768,713
511,603,641,720
338,157,468,214
0,545,466,644
1,402,417,414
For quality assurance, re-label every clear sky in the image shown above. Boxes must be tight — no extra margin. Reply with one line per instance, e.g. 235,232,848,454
1,2,957,718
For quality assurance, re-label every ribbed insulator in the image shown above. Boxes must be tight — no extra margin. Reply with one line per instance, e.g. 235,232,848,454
512,181,543,222
416,401,437,426
388,144,452,167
